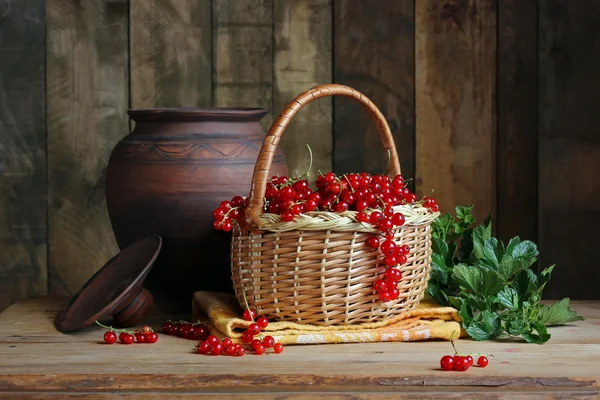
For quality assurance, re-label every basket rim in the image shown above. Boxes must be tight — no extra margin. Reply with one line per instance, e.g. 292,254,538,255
235,204,440,233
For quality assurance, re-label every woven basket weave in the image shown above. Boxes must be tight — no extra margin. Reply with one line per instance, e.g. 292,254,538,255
231,84,438,326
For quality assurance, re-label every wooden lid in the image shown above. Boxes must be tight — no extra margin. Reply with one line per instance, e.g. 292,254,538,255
54,235,162,332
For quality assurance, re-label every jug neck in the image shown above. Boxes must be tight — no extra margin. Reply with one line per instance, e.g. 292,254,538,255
127,108,268,138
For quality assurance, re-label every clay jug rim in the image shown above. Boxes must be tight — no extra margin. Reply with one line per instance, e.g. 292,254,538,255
127,107,268,123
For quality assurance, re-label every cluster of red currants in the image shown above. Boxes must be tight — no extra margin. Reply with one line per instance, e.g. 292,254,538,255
440,340,490,371
195,309,283,356
422,196,440,213
440,354,489,371
213,195,246,232
97,322,158,345
162,320,208,341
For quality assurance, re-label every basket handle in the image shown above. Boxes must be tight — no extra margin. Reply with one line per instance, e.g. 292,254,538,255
244,83,402,228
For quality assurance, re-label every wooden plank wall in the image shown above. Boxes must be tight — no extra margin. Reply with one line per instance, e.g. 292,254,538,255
1,0,599,311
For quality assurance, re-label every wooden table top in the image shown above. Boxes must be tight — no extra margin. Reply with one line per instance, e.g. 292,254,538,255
0,297,599,399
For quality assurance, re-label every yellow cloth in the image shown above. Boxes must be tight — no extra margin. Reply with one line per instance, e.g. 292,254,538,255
192,291,464,345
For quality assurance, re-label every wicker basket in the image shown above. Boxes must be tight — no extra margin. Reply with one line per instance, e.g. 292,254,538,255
230,84,439,326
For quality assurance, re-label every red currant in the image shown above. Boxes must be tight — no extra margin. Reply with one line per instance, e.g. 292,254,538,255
431,204,440,212
281,211,294,222
380,240,396,256
248,323,261,335
374,279,387,292
378,218,393,231
385,268,402,282
250,338,261,350
385,255,398,267
254,344,266,355
243,309,257,322
477,356,489,367
366,236,380,249
257,317,269,329
392,213,405,226
369,211,383,224
210,343,224,356
453,356,469,371
397,254,408,264
119,332,134,344
465,355,474,367
134,332,146,343
103,331,117,344
241,331,254,343
379,291,392,302
145,332,158,343
197,341,210,354
205,335,220,345
162,321,172,334
273,343,284,354
262,336,275,348
399,244,410,255
440,355,454,371
231,196,244,207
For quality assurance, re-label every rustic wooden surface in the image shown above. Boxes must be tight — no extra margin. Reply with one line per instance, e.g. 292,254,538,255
213,0,274,131
273,0,332,185
130,0,212,109
415,0,497,223
46,0,126,295
496,0,538,244
0,298,598,399
0,0,47,312
333,0,415,187
538,0,600,300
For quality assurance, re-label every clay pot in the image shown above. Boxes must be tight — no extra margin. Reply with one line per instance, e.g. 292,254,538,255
105,108,287,312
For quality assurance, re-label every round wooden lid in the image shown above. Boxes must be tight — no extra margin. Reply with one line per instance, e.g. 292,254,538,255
54,235,162,332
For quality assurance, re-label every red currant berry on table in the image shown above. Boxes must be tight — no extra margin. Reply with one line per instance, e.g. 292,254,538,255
477,356,489,367
145,332,158,343
262,336,275,348
254,344,266,355
162,321,172,334
103,331,117,344
453,356,469,371
222,338,233,348
210,343,224,356
134,331,146,343
205,335,220,345
197,341,210,354
273,343,284,354
440,355,454,371
250,339,261,350
119,332,135,344
465,355,474,367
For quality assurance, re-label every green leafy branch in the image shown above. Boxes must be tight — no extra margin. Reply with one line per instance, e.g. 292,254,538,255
427,205,583,344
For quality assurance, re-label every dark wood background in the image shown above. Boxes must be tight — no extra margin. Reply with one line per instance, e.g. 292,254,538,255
1,0,599,311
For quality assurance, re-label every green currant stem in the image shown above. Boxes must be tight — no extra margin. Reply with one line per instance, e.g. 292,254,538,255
95,320,131,334
342,174,355,193
241,290,255,323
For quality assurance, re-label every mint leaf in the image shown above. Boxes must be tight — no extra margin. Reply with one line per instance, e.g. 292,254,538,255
538,298,584,326
514,268,537,299
452,264,504,297
506,317,526,336
535,265,555,295
522,322,551,344
426,281,448,306
465,310,501,341
465,322,492,341
497,287,519,310
455,205,475,225
482,310,501,336
432,237,449,260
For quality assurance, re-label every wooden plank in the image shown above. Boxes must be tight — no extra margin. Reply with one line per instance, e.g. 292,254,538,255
3,392,600,400
496,0,538,243
130,0,212,108
213,0,274,131
415,0,496,222
538,0,600,300
0,0,47,311
273,0,332,184
333,0,415,187
0,298,598,393
46,0,128,294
